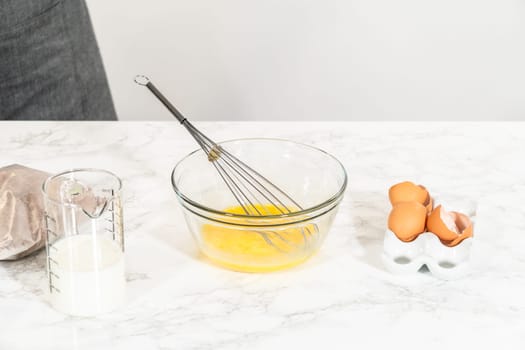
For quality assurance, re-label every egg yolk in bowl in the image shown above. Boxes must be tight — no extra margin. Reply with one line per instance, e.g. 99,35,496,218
199,204,319,272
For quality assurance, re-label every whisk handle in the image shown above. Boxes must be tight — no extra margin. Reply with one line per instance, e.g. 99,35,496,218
134,75,187,124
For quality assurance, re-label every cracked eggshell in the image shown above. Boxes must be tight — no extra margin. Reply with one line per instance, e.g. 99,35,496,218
388,201,427,242
427,205,473,247
388,181,433,213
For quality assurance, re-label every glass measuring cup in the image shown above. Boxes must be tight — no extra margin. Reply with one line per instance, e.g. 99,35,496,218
42,169,125,316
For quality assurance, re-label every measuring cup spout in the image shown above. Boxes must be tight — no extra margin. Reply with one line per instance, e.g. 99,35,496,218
82,198,109,219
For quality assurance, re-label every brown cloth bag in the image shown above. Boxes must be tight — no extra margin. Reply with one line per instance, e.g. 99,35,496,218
0,164,50,260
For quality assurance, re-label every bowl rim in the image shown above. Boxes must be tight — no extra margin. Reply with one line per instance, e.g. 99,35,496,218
171,137,348,220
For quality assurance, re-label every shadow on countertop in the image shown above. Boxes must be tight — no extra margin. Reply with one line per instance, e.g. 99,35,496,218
349,191,391,272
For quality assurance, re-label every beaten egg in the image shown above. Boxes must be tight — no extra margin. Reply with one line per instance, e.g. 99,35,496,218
200,203,318,272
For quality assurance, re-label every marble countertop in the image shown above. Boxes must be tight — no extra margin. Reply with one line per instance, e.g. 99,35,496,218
0,122,524,350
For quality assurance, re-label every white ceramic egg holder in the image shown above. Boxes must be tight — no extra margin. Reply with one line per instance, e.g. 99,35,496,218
382,195,476,280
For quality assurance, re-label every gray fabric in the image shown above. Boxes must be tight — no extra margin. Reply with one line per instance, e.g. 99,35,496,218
0,0,117,120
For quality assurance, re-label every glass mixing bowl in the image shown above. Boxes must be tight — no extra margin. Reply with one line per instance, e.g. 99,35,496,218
171,138,347,272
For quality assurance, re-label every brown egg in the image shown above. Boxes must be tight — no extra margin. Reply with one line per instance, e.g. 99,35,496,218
422,195,433,214
388,201,427,242
427,205,473,247
389,181,433,213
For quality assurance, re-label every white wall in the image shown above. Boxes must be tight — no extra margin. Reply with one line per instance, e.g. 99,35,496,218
87,1,525,121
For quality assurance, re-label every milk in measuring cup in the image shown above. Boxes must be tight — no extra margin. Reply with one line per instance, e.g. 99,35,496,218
48,234,125,316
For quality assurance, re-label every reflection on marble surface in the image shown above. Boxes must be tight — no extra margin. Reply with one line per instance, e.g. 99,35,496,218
0,122,524,349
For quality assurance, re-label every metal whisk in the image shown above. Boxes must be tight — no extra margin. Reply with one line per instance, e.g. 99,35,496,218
134,75,304,217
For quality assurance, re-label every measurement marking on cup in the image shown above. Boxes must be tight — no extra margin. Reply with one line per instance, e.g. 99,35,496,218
44,214,56,223
46,229,59,238
44,214,59,238
48,261,61,294
109,190,116,240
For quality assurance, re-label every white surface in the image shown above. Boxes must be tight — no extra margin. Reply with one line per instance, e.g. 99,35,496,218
49,235,125,316
87,1,525,121
1,122,525,349
383,230,473,280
